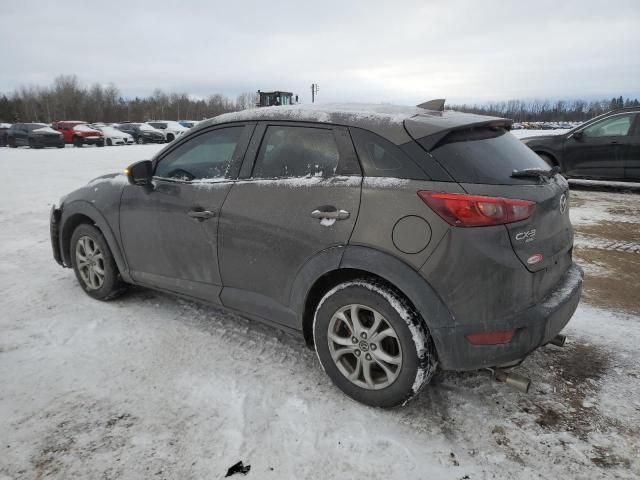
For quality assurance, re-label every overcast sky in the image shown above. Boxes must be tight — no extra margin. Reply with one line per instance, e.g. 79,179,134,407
1,0,638,105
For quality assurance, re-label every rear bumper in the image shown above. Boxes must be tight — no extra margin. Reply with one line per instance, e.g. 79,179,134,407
50,205,64,266
432,263,583,371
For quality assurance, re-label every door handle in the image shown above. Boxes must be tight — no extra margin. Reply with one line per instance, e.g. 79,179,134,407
311,209,350,220
188,209,217,221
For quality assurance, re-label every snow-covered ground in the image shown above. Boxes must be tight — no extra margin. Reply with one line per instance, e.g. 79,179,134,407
1,145,638,479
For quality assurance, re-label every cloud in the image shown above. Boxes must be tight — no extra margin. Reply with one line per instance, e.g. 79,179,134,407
1,0,638,104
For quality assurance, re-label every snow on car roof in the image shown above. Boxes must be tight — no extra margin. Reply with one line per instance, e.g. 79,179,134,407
197,103,510,145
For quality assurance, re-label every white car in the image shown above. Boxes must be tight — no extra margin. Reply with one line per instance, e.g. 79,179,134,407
92,125,134,146
147,120,189,142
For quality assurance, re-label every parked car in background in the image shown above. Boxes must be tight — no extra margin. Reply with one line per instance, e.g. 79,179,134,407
178,120,200,129
52,121,105,147
50,103,582,407
115,123,165,144
7,123,65,148
0,123,10,146
91,125,134,146
521,107,640,180
147,120,188,142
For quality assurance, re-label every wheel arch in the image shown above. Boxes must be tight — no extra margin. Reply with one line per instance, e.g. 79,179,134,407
59,201,131,282
295,245,453,354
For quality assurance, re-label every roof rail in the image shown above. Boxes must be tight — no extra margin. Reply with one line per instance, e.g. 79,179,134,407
417,99,446,111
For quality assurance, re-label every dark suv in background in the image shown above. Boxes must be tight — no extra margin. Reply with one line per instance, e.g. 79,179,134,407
115,123,165,144
522,107,640,180
50,104,582,407
7,123,65,148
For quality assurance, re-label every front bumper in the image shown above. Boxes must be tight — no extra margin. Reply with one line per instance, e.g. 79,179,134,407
433,263,584,371
50,205,63,266
81,136,104,145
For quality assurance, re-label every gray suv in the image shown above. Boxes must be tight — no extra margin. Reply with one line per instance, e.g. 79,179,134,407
50,104,583,407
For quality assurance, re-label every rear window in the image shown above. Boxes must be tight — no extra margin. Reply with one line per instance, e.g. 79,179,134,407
423,128,550,185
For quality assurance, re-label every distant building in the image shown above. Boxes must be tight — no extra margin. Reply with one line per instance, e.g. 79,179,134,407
257,91,298,107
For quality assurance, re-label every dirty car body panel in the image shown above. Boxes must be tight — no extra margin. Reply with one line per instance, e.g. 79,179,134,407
51,103,583,377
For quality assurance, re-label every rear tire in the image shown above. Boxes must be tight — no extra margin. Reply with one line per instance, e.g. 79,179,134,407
70,224,127,301
313,279,437,408
9,137,17,148
106,138,112,146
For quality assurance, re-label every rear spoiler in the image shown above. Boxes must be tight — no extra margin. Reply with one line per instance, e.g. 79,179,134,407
404,114,513,151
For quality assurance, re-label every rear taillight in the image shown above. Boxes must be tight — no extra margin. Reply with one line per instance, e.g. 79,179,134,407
417,191,535,227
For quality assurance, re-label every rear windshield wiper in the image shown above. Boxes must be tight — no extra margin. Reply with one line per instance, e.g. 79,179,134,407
511,166,560,179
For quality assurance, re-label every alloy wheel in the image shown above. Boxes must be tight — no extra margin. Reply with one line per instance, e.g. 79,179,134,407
75,235,105,290
327,304,403,390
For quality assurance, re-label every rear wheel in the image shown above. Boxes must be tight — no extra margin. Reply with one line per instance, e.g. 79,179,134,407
166,133,174,142
28,138,35,149
106,138,112,146
70,224,127,301
313,279,437,408
9,137,17,148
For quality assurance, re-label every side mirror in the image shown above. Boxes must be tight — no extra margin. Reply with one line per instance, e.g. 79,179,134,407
126,160,153,186
571,131,584,141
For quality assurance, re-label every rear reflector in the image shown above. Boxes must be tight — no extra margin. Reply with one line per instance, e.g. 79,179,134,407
465,330,515,345
418,191,535,227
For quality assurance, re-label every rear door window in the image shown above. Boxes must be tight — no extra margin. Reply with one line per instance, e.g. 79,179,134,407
423,128,550,185
252,125,340,178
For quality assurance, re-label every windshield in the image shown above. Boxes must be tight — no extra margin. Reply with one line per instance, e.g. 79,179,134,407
73,124,96,132
139,124,156,132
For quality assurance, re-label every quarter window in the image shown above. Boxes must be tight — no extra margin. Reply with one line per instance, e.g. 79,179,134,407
583,114,633,137
154,127,244,181
252,126,340,178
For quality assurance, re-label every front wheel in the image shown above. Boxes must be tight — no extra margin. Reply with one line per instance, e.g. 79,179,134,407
136,136,144,144
313,280,437,408
106,138,112,146
73,136,83,148
70,224,127,300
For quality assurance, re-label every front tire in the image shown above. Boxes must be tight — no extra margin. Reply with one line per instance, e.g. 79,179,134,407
70,224,127,301
73,136,83,148
106,138,112,146
136,136,144,144
313,279,437,408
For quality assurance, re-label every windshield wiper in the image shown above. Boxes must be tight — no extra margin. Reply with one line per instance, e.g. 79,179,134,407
511,166,560,179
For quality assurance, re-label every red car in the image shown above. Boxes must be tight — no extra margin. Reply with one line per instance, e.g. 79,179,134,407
52,121,105,147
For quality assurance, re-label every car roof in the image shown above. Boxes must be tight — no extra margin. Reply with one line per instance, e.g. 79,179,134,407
194,103,510,145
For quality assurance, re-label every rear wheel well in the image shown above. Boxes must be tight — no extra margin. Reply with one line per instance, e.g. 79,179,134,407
302,268,419,348
61,214,96,265
536,151,559,167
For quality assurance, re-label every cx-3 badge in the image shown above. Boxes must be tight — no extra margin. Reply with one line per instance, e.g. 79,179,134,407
559,193,568,214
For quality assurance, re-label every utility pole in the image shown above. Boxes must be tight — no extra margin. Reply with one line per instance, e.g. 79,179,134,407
311,83,319,103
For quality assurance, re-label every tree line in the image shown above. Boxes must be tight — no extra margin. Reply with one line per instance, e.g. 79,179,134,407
0,75,258,124
447,96,640,123
1,74,638,124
